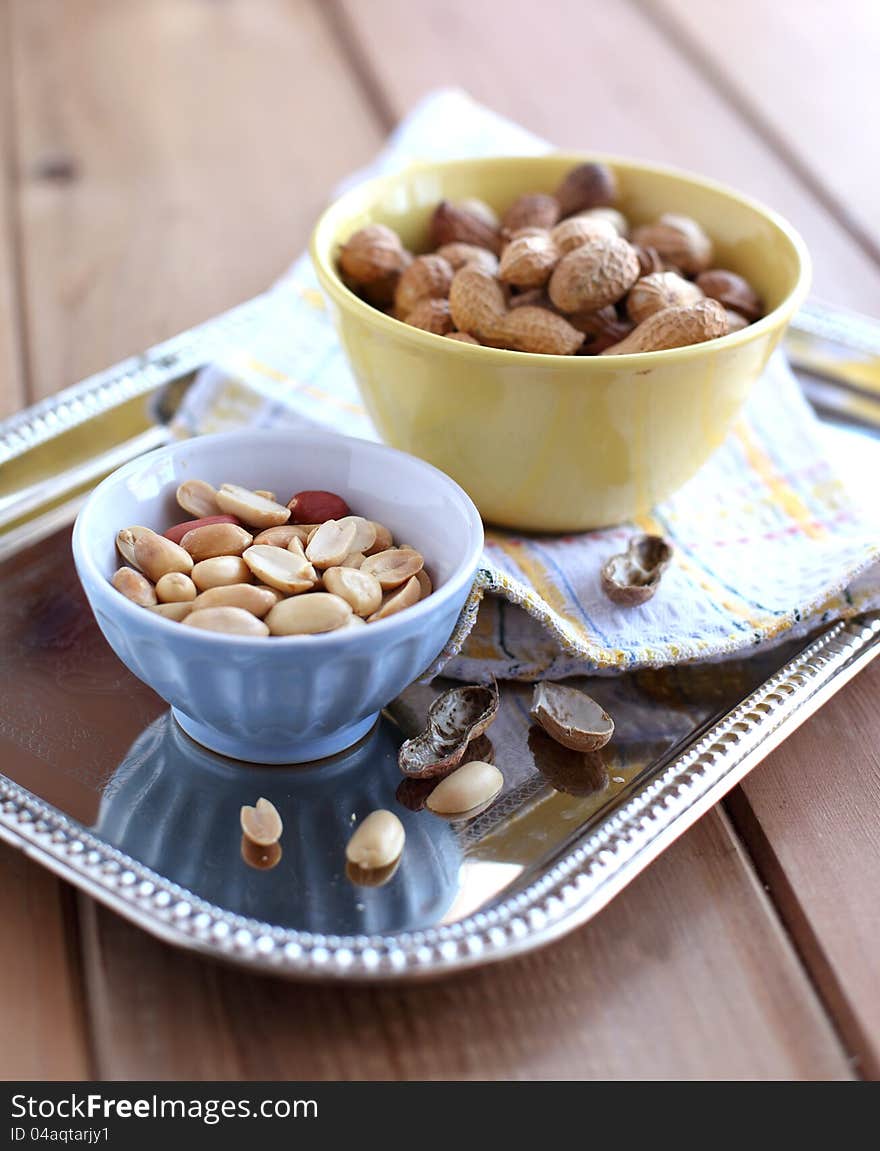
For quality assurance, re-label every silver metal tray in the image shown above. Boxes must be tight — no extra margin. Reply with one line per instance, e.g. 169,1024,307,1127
1,296,878,981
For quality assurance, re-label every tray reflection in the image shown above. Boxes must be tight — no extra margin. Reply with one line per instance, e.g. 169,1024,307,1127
96,713,461,934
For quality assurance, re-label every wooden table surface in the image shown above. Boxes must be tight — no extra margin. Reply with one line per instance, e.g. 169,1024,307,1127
2,0,879,1082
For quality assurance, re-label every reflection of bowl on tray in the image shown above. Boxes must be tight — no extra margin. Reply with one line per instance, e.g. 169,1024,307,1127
73,429,483,764
96,712,460,935
311,154,810,531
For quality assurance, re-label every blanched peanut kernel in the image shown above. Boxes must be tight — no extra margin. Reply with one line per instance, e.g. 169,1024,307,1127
253,524,312,548
155,571,197,603
366,522,393,555
183,606,269,636
322,566,383,617
243,543,317,594
112,566,157,607
215,484,291,529
345,810,405,869
164,515,241,545
367,575,421,622
361,548,424,589
179,522,253,561
192,584,278,618
339,551,365,569
255,585,283,602
335,516,376,554
149,602,194,622
191,555,252,591
265,592,352,636
176,479,220,518
305,519,358,568
426,761,504,815
416,569,433,599
240,797,283,846
117,526,194,583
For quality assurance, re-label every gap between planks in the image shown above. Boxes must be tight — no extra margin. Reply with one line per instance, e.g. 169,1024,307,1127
0,0,27,412
723,788,868,1079
320,0,399,132
639,0,878,276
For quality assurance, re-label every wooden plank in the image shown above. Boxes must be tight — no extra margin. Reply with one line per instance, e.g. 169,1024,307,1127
651,0,880,267
0,0,89,1084
728,655,880,1079
9,0,383,400
333,0,880,310
0,841,92,1078
0,0,26,414
81,813,850,1080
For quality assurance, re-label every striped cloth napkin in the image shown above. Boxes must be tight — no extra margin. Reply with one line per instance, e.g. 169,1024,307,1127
174,89,880,680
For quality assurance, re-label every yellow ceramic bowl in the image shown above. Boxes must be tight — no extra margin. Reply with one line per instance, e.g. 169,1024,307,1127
311,155,810,531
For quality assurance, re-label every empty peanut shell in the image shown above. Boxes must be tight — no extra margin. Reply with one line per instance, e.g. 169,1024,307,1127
600,534,673,606
399,680,500,779
530,682,614,752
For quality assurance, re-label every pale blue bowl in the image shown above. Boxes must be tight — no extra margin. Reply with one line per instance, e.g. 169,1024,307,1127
73,430,483,764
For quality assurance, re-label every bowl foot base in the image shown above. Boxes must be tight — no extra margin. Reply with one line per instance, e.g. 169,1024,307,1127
171,708,380,765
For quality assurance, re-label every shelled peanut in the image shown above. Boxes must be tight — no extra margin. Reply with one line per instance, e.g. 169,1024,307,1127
336,162,764,355
110,481,432,636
